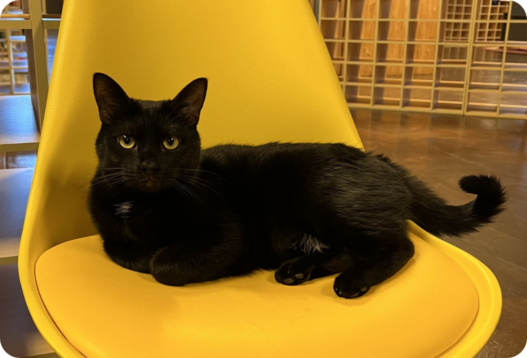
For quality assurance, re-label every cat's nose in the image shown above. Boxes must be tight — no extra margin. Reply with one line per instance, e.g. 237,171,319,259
140,160,160,175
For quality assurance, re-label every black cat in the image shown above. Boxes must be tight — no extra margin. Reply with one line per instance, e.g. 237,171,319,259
88,73,506,299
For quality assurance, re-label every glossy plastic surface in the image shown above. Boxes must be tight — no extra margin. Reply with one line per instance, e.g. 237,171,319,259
36,233,478,358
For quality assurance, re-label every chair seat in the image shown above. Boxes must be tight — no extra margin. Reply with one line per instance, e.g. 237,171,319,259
36,233,478,358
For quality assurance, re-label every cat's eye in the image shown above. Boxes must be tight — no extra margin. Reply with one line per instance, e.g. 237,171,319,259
163,137,179,150
119,134,136,149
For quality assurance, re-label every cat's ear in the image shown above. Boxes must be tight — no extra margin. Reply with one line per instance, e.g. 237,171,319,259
93,73,132,125
169,78,208,126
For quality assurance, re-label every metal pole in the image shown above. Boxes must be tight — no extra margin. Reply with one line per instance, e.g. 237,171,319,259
22,0,49,130
314,0,320,22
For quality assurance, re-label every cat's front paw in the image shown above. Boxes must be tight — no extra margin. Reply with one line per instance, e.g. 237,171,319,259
275,258,314,286
333,272,370,299
149,248,188,286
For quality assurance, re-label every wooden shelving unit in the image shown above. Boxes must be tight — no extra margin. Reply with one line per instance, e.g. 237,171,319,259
475,0,508,42
1,1,42,171
1,2,60,357
0,29,30,95
0,0,59,129
0,2,30,96
0,95,40,153
317,0,527,119
0,0,61,167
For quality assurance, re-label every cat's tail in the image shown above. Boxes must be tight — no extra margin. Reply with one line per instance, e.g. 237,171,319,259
408,175,506,237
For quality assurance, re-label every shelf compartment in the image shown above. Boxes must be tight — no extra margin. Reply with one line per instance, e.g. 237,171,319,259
0,70,11,95
321,20,347,40
499,104,527,116
502,70,527,92
408,21,438,42
377,21,407,41
403,88,432,108
333,62,344,82
346,85,372,104
435,67,466,88
469,68,501,90
471,45,504,67
375,64,404,85
325,41,346,61
433,89,464,110
376,43,405,63
373,86,401,106
0,96,40,152
405,66,434,86
346,64,374,84
407,44,437,64
466,91,499,113
347,42,375,62
348,21,376,40
437,44,468,65
410,0,440,19
320,0,348,19
348,0,378,19
504,45,527,69
499,93,527,115
379,0,408,19
0,28,29,96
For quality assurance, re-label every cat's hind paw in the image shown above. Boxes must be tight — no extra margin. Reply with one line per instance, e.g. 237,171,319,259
333,273,370,299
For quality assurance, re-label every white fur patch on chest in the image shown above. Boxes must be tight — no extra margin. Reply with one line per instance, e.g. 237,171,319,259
114,201,134,219
291,234,329,254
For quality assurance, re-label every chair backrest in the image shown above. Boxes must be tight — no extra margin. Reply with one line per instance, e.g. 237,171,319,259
19,1,361,354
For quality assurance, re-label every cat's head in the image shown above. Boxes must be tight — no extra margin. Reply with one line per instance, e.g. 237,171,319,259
92,73,207,192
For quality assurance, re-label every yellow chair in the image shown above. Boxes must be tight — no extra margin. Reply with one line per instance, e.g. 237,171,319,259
19,1,501,357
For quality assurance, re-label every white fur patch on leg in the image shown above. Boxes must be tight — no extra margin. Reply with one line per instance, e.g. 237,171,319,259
114,201,134,219
297,234,329,254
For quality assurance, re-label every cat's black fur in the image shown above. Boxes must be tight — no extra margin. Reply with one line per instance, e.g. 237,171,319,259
88,73,506,299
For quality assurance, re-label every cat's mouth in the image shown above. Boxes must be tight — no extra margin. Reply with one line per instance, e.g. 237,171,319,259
140,177,162,191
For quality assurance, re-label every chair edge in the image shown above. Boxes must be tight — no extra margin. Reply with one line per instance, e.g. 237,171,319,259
409,221,502,358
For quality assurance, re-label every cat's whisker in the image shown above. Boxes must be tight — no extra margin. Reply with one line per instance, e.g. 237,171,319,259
166,180,193,201
178,175,223,198
167,178,207,213
78,167,126,172
178,168,228,181
78,169,132,188
90,174,136,188
176,181,200,203
90,176,125,186
169,168,232,190
169,183,188,199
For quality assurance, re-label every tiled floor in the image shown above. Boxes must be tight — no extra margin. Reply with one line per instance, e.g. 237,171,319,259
351,109,527,358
